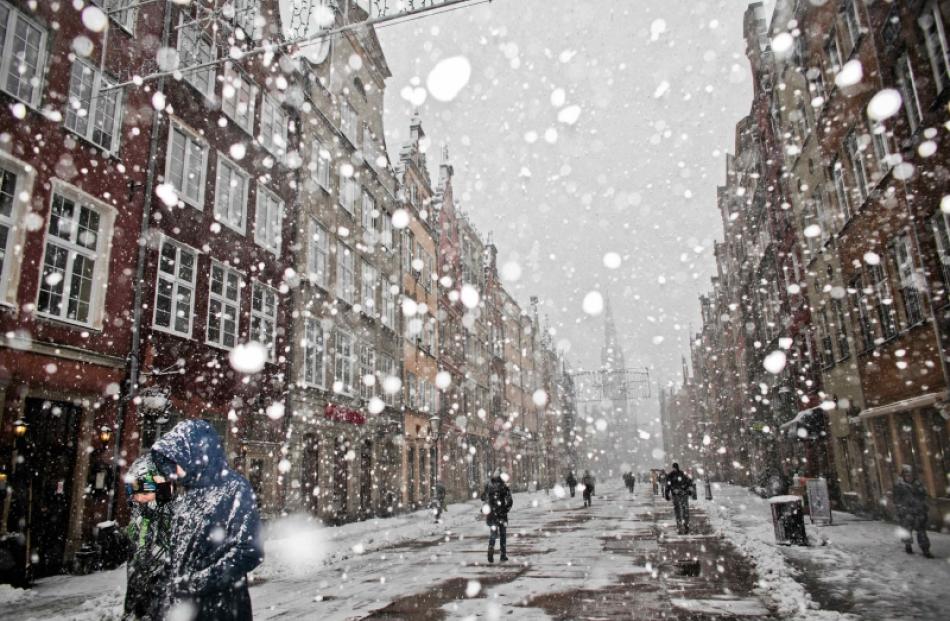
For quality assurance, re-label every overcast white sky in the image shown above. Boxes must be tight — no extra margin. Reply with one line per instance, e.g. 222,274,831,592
377,1,765,414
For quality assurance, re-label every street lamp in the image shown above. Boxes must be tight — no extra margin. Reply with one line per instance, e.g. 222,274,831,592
12,419,28,438
429,414,441,493
99,425,113,444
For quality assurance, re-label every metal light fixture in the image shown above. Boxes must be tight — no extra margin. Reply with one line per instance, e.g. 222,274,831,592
13,419,28,437
99,425,113,444
429,414,441,437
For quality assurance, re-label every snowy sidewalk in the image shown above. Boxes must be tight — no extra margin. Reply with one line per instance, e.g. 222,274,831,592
705,482,950,620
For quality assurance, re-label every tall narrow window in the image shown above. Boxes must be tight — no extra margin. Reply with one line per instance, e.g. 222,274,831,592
378,353,397,406
871,122,892,175
0,165,19,299
65,60,123,153
359,343,375,400
251,281,278,358
338,172,358,215
303,318,325,387
869,262,898,339
259,94,288,156
37,193,105,325
932,212,950,304
831,158,850,222
849,275,874,351
308,218,330,288
0,2,48,106
381,279,395,329
832,297,850,359
892,235,923,325
361,189,376,234
336,242,355,304
381,210,394,248
333,330,355,394
919,3,950,94
222,63,257,133
340,99,359,147
177,16,215,98
166,122,208,209
153,238,196,336
310,139,330,189
361,260,376,314
825,30,842,71
214,155,249,232
895,53,922,133
254,184,283,253
844,130,869,205
842,0,862,56
207,262,241,349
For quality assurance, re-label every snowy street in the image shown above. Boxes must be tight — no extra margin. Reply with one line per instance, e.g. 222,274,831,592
8,481,947,620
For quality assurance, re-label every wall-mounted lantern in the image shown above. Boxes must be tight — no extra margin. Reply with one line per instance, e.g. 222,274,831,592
13,419,28,438
98,425,113,444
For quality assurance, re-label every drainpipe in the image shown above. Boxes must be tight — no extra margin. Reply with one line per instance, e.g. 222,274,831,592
107,0,174,522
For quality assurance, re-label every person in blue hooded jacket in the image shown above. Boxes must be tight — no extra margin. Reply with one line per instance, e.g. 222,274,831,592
151,419,263,620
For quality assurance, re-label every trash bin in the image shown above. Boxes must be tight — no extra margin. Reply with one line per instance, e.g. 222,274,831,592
768,495,807,546
0,532,28,587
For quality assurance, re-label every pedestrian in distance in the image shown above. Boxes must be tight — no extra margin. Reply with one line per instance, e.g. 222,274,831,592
481,469,513,564
664,463,697,534
152,419,264,620
566,471,578,498
893,465,934,558
123,454,174,621
431,480,447,523
623,472,635,493
581,470,595,507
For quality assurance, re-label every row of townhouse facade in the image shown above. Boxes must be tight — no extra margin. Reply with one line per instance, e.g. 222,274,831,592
665,0,950,527
0,0,576,581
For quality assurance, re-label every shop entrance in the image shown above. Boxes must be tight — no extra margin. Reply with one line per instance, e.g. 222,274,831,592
19,398,82,577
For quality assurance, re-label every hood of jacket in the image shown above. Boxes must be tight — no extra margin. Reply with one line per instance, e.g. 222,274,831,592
151,419,228,489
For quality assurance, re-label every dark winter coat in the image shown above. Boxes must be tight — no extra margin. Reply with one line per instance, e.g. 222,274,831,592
664,469,695,500
893,477,929,529
152,420,264,621
581,473,595,496
481,477,513,526
124,501,172,621
566,473,577,488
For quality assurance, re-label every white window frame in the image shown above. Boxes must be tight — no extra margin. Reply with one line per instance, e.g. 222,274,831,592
94,1,136,32
302,317,325,388
222,62,257,134
213,153,249,233
841,0,862,57
361,260,376,314
361,189,376,234
259,93,288,156
831,158,850,223
310,138,331,190
844,130,869,206
254,183,283,254
920,2,950,94
152,236,198,338
340,99,359,148
206,260,243,350
359,343,376,401
176,15,216,98
381,209,394,248
333,330,355,395
378,353,396,406
338,171,358,215
64,59,123,154
870,121,892,177
0,152,35,307
381,280,396,329
826,30,842,72
932,212,950,297
308,218,330,289
336,241,355,304
0,2,48,107
36,181,116,329
165,120,209,209
895,52,922,133
893,234,923,325
251,281,278,360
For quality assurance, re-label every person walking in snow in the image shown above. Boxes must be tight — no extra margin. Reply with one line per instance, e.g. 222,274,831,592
566,471,578,498
481,469,513,563
431,480,447,522
664,462,697,534
152,420,264,620
581,470,595,507
623,471,636,494
893,464,933,558
123,454,174,621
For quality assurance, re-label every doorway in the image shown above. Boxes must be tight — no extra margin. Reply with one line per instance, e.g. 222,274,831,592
301,434,320,515
359,440,372,517
333,436,348,519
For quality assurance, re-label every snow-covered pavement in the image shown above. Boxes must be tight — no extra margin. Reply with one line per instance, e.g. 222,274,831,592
2,482,948,620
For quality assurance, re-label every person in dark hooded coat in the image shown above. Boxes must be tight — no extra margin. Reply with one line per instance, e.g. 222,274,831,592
565,472,577,497
893,464,933,558
481,469,513,563
151,420,263,620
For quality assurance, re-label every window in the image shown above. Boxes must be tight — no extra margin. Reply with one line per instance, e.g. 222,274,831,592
37,190,113,326
381,280,396,329
893,235,923,325
340,99,359,147
359,343,375,400
308,218,330,288
869,262,898,339
303,317,325,387
406,371,417,408
310,139,330,189
336,242,355,304
64,60,123,153
254,184,283,253
361,260,376,313
97,1,136,31
841,0,862,56
403,230,415,273
222,63,257,133
850,276,874,351
381,210,394,248
832,297,850,359
0,164,21,302
932,212,950,303
166,122,208,209
230,0,260,37
251,282,278,358
919,3,950,94
895,53,922,133
870,122,892,176
214,155,249,232
844,130,869,205
0,2,48,106
378,353,396,406
361,189,376,235
807,67,827,107
207,262,241,349
333,330,355,394
153,238,196,336
338,172,359,215
818,307,834,367
825,30,842,71
830,158,850,222
259,94,288,156
177,16,215,97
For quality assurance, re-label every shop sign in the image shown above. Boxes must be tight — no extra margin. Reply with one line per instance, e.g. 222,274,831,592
325,404,366,426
